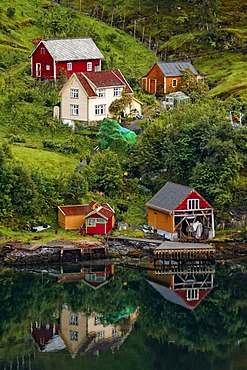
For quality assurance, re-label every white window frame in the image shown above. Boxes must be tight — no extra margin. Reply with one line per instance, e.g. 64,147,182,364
70,330,78,341
70,104,79,116
172,79,177,87
69,314,78,326
98,331,105,340
46,65,50,71
112,328,119,337
187,199,199,210
187,288,199,301
94,316,101,326
98,89,106,98
67,62,72,71
87,62,92,71
70,88,79,99
114,87,121,97
95,104,106,115
87,218,96,226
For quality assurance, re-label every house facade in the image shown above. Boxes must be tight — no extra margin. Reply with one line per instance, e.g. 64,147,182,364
146,182,215,241
59,70,142,125
30,38,104,80
58,201,115,235
141,61,200,95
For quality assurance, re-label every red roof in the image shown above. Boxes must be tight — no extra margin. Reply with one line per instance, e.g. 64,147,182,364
85,204,115,220
58,203,114,219
58,205,92,216
76,73,97,97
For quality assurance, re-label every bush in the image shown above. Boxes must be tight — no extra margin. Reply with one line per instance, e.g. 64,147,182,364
6,7,16,18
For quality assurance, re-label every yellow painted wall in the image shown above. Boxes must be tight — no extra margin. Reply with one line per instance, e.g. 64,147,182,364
147,208,173,232
60,308,87,354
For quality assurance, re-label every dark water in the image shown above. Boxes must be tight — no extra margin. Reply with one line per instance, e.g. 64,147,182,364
0,261,246,370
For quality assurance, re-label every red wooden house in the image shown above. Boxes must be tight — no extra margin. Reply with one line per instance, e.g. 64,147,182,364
146,182,215,241
58,201,115,235
30,38,104,80
84,203,115,235
141,61,200,95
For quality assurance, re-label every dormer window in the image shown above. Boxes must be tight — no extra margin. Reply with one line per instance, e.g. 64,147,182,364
187,199,199,210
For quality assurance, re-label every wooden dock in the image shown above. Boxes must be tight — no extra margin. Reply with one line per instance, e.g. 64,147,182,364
154,241,215,260
105,235,163,245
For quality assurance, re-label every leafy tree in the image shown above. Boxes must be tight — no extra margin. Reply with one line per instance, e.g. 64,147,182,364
179,68,208,101
66,172,88,203
84,149,123,196
109,88,132,119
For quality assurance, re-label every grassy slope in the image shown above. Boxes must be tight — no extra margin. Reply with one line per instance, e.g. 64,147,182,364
0,0,158,178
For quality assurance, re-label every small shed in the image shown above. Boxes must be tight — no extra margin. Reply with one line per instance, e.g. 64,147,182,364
161,91,190,110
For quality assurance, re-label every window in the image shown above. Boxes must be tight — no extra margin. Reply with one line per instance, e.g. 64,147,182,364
172,79,177,87
40,48,45,55
98,331,105,340
67,62,72,71
70,330,78,341
187,289,199,301
70,88,79,98
94,316,101,326
114,87,121,97
187,199,199,210
87,62,92,71
46,65,50,71
69,314,78,326
95,104,106,115
98,89,106,98
70,104,79,115
87,218,96,226
112,328,119,338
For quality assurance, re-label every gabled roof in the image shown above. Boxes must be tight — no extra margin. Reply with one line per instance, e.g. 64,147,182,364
83,70,133,93
85,204,115,220
157,61,199,77
147,280,211,310
30,38,104,61
76,73,97,97
146,182,193,212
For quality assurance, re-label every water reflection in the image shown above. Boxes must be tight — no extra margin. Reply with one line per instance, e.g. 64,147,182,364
0,260,246,370
146,261,215,309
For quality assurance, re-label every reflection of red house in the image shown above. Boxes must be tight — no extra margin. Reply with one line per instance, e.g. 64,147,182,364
31,322,61,351
30,38,104,80
58,201,115,235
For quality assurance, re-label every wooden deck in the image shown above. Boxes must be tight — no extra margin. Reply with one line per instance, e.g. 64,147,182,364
105,235,163,245
154,241,215,260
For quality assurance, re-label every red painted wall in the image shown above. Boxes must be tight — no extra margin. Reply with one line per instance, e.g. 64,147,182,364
175,191,212,211
31,43,101,79
31,43,54,78
175,289,210,308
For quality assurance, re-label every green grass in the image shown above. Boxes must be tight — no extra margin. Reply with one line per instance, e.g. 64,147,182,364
10,145,80,178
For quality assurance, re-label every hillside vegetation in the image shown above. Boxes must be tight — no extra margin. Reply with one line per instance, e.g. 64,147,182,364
0,0,246,238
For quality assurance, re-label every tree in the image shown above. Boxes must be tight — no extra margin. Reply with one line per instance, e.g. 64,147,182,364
66,172,88,203
109,88,132,119
179,68,208,101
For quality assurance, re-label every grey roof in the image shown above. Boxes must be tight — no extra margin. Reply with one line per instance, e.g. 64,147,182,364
146,182,193,212
33,38,104,61
147,280,191,309
157,61,198,77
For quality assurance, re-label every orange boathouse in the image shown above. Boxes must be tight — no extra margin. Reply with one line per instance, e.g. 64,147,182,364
146,182,215,241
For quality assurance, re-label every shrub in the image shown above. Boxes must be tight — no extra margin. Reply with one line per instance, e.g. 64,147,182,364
6,7,16,18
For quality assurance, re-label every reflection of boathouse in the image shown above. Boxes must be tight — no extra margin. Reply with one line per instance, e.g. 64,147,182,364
146,182,215,241
153,241,215,261
147,261,215,310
